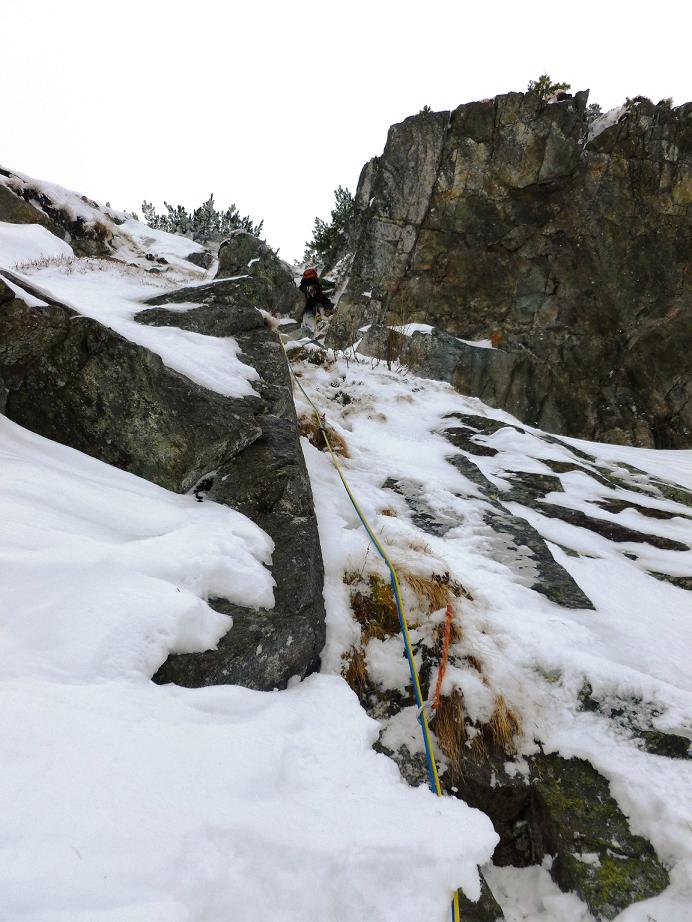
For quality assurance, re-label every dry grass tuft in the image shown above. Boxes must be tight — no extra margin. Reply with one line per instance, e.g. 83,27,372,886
86,219,113,243
13,254,75,272
469,729,488,761
464,653,483,673
298,413,350,457
403,571,452,612
400,569,470,614
487,695,522,755
342,646,368,697
431,689,467,774
380,507,396,517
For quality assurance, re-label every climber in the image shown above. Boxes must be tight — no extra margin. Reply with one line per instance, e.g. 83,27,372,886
299,268,333,335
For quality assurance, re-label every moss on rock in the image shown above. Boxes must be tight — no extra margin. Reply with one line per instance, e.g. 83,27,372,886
531,754,670,919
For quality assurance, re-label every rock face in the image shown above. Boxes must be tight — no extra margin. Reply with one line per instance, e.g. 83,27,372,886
217,230,304,317
448,746,669,921
0,274,259,493
331,93,692,448
0,168,113,256
141,271,325,689
0,182,65,238
0,262,325,691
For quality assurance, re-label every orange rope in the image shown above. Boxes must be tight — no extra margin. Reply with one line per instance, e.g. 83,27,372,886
432,604,454,711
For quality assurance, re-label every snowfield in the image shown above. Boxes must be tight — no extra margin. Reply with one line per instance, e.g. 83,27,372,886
0,380,495,922
1,177,691,920
293,351,692,922
0,674,494,922
0,220,74,267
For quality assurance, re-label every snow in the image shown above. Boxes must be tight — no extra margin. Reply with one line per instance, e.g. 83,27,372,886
563,436,692,492
1,271,49,308
391,323,494,348
0,165,208,275
587,105,626,143
0,415,496,922
459,337,494,349
116,215,208,269
0,216,499,921
392,322,435,335
484,862,593,921
0,221,73,268
0,415,274,682
0,674,495,922
294,353,692,921
7,264,260,399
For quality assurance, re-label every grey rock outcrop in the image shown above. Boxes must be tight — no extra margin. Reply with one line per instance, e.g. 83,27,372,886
447,746,669,921
0,182,65,239
217,230,304,317
0,274,253,492
0,168,113,256
331,93,692,448
139,273,325,689
185,249,214,269
0,266,325,691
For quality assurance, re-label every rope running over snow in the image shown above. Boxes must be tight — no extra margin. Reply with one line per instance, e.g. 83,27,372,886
285,346,461,922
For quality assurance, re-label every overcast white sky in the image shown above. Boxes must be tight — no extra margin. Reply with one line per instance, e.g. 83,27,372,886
1,0,690,260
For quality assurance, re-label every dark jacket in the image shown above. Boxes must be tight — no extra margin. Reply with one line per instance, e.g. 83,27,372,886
299,277,332,312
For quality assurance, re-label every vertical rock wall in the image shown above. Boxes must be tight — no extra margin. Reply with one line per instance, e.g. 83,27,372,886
332,92,692,447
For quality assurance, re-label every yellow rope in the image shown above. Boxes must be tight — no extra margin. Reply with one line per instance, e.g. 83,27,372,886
285,344,461,920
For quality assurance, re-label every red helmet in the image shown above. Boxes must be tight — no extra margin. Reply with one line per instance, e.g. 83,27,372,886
302,268,318,280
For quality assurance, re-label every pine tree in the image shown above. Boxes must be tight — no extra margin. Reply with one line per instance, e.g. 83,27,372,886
586,102,602,123
527,74,571,101
304,186,356,263
138,196,263,243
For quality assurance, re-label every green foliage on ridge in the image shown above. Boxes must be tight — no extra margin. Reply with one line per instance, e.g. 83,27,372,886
304,185,356,263
527,74,571,100
140,194,264,244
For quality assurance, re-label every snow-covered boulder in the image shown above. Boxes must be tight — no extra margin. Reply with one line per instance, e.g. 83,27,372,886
0,265,326,691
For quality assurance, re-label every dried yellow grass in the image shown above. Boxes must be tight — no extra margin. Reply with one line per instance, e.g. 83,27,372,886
431,688,467,774
487,695,522,755
464,653,483,673
469,728,488,761
298,413,350,457
401,570,452,613
342,645,368,696
434,613,462,647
